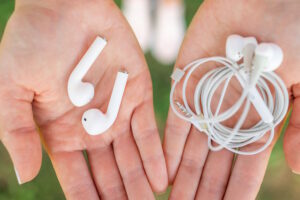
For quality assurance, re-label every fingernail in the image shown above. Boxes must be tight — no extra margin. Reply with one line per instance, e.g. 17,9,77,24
14,166,22,184
292,170,300,175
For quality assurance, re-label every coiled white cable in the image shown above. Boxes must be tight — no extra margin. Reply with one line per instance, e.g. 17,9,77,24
170,56,289,155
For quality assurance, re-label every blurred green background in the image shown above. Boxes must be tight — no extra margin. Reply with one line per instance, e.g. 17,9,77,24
0,0,300,200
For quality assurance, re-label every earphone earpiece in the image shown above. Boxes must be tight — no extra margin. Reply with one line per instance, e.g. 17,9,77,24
226,34,258,61
254,43,283,72
82,108,105,134
82,71,128,135
68,82,95,107
68,36,107,107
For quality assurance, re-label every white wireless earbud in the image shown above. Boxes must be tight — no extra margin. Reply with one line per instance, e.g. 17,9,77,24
68,36,107,107
226,34,258,61
253,43,283,72
82,71,128,135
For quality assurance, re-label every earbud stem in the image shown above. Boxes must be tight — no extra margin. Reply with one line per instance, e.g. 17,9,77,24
106,71,128,123
70,37,107,81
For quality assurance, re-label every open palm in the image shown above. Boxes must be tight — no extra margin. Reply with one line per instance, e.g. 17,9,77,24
0,1,167,199
164,0,300,199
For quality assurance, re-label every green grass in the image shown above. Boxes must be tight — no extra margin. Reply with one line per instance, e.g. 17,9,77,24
0,0,300,200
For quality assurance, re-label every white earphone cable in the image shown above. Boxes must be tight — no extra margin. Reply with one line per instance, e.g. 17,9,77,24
170,57,289,155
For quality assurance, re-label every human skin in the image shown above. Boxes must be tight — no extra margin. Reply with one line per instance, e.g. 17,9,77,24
163,0,300,199
0,0,168,199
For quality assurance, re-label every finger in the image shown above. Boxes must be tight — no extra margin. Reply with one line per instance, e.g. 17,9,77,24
284,84,300,173
224,142,273,200
113,131,155,200
131,100,168,192
0,83,42,184
87,146,127,200
196,149,234,200
164,107,191,183
164,1,230,183
50,151,99,200
169,127,209,199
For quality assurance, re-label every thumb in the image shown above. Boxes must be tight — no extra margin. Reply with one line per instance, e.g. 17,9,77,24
0,83,42,184
284,84,300,174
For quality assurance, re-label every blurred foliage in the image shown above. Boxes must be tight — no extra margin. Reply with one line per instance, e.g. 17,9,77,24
0,0,300,200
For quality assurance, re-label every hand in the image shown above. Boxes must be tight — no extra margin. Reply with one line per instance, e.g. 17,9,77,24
0,0,167,199
164,0,300,199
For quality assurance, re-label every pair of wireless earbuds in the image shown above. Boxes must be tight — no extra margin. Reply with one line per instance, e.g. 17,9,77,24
170,34,289,155
68,36,128,136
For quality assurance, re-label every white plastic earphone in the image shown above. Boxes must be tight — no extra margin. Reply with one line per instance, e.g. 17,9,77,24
82,71,128,135
68,36,128,136
68,36,107,107
225,35,283,123
226,34,283,71
170,34,289,155
226,34,258,62
253,43,283,72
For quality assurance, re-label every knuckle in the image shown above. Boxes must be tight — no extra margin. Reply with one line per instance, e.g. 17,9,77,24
65,181,96,200
101,184,127,200
180,156,204,174
121,166,144,185
199,175,227,195
134,127,157,141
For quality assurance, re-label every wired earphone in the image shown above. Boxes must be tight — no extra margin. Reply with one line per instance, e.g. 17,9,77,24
170,34,289,155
